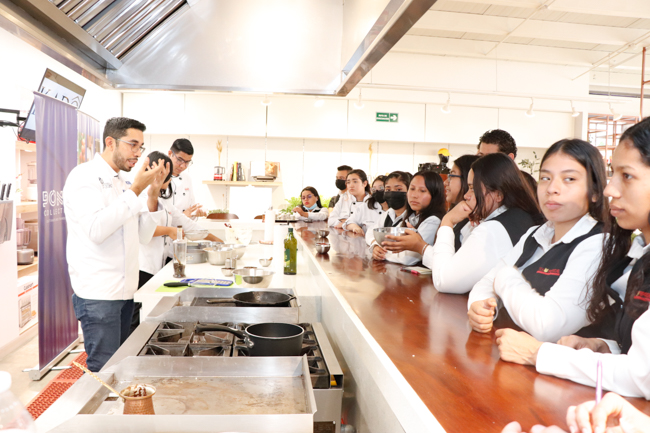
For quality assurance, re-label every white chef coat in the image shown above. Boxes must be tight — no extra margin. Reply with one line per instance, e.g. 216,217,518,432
342,200,384,233
468,213,604,343
139,188,204,276
63,154,156,301
170,171,195,213
328,192,369,226
535,236,650,398
366,210,441,266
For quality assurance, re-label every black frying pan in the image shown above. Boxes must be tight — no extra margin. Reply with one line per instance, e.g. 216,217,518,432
205,291,296,307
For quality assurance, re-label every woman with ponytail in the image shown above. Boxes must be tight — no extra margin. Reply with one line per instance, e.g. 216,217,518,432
493,117,650,399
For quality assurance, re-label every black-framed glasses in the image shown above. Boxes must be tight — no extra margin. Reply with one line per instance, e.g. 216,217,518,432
115,138,145,154
447,174,462,180
172,151,193,168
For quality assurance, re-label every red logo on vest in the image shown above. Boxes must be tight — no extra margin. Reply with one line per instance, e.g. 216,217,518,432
536,267,560,276
633,291,650,302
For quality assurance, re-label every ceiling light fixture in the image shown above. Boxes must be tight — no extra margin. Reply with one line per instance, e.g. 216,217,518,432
570,101,580,117
314,96,325,108
441,93,451,114
610,103,623,121
525,98,535,117
261,95,272,106
354,90,364,110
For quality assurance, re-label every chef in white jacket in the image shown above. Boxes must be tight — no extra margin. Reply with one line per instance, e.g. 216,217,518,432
64,117,168,372
167,138,203,217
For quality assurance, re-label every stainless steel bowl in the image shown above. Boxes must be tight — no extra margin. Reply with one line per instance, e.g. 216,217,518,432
373,227,416,245
259,258,273,267
222,267,235,277
315,243,330,254
317,229,330,238
204,245,233,266
184,229,209,241
224,243,247,259
233,268,274,288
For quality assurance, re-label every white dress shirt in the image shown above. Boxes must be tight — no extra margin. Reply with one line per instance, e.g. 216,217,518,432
424,206,510,294
328,192,368,226
535,236,650,398
170,171,195,213
63,154,156,301
139,189,204,276
468,213,604,342
342,200,384,233
366,210,441,265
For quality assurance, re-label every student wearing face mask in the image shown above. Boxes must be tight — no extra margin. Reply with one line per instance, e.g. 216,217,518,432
292,186,328,221
344,175,388,234
328,169,371,227
328,165,353,211
371,171,446,265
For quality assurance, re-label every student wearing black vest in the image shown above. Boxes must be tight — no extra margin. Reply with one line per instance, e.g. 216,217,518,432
344,175,389,234
292,186,329,221
399,153,540,294
371,171,445,265
444,154,480,250
492,118,650,399
469,139,608,344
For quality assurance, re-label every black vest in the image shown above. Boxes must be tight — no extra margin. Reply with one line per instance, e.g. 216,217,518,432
490,208,538,246
384,211,407,228
609,254,650,353
513,222,604,338
453,219,470,252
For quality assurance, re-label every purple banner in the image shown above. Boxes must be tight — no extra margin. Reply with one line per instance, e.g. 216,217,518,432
34,93,79,370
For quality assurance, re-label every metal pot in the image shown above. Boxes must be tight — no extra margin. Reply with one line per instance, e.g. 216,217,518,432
205,291,295,307
195,323,304,356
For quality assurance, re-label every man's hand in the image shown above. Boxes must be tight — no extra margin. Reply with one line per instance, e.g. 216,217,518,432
468,298,497,333
166,226,177,240
441,201,473,228
184,204,206,218
372,245,387,261
556,335,611,354
131,157,165,196
495,329,542,366
384,224,425,253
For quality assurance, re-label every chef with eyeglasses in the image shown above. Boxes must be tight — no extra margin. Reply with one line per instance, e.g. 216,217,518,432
167,138,205,218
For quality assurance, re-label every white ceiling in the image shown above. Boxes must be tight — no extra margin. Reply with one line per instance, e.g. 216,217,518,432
395,0,650,92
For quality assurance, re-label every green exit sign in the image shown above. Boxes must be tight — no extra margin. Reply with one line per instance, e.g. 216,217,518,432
376,112,398,123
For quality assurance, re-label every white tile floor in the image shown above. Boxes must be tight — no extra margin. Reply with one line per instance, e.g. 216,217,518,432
0,336,84,405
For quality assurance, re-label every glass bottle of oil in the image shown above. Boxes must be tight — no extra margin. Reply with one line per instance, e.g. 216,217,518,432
284,228,297,275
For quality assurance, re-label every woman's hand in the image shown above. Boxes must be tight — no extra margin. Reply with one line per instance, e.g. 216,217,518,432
166,226,178,240
495,329,542,366
441,201,472,228
334,220,345,229
383,225,426,254
292,206,308,217
346,223,364,235
501,421,567,433
567,392,650,433
556,335,611,353
468,298,497,333
183,203,204,218
372,245,387,261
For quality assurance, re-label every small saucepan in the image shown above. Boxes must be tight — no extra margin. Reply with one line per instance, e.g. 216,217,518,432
205,291,295,307
195,323,304,356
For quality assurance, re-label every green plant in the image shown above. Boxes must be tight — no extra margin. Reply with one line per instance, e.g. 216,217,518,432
320,196,330,208
208,209,229,214
281,197,302,213
519,151,541,175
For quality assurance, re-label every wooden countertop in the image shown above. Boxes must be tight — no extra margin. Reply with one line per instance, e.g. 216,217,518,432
295,225,650,432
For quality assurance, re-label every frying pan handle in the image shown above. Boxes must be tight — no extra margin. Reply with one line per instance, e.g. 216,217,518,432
205,298,235,304
195,325,254,348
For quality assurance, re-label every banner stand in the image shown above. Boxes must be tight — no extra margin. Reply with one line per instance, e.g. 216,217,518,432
23,338,80,380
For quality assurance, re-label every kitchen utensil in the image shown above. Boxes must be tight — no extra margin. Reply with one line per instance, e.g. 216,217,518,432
0,184,5,200
195,323,305,357
317,229,329,238
224,243,247,259
6,183,11,199
164,279,232,288
16,228,34,265
233,268,274,288
172,237,187,278
221,267,235,277
213,166,225,181
315,243,330,254
259,258,273,267
120,384,157,415
373,227,416,245
204,245,233,266
225,257,237,269
184,229,208,241
204,291,295,307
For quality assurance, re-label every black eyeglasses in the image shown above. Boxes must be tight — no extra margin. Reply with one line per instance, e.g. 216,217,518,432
172,151,193,168
447,174,462,180
115,138,145,154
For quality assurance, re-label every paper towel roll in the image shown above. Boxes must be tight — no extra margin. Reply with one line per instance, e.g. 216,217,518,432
264,209,275,242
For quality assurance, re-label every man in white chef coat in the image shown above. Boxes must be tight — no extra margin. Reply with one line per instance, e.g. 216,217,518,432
63,117,168,372
167,138,205,217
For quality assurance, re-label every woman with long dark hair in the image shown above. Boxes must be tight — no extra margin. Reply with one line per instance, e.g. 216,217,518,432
345,175,389,234
328,169,371,227
445,154,481,250
469,139,607,342
490,118,650,399
375,170,445,265
292,186,328,221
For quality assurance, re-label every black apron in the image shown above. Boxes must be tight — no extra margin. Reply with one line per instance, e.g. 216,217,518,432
611,254,650,353
453,219,470,252
513,222,603,338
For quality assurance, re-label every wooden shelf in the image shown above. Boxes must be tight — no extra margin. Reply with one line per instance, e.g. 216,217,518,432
17,257,38,279
202,181,282,187
15,141,36,152
16,202,37,213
